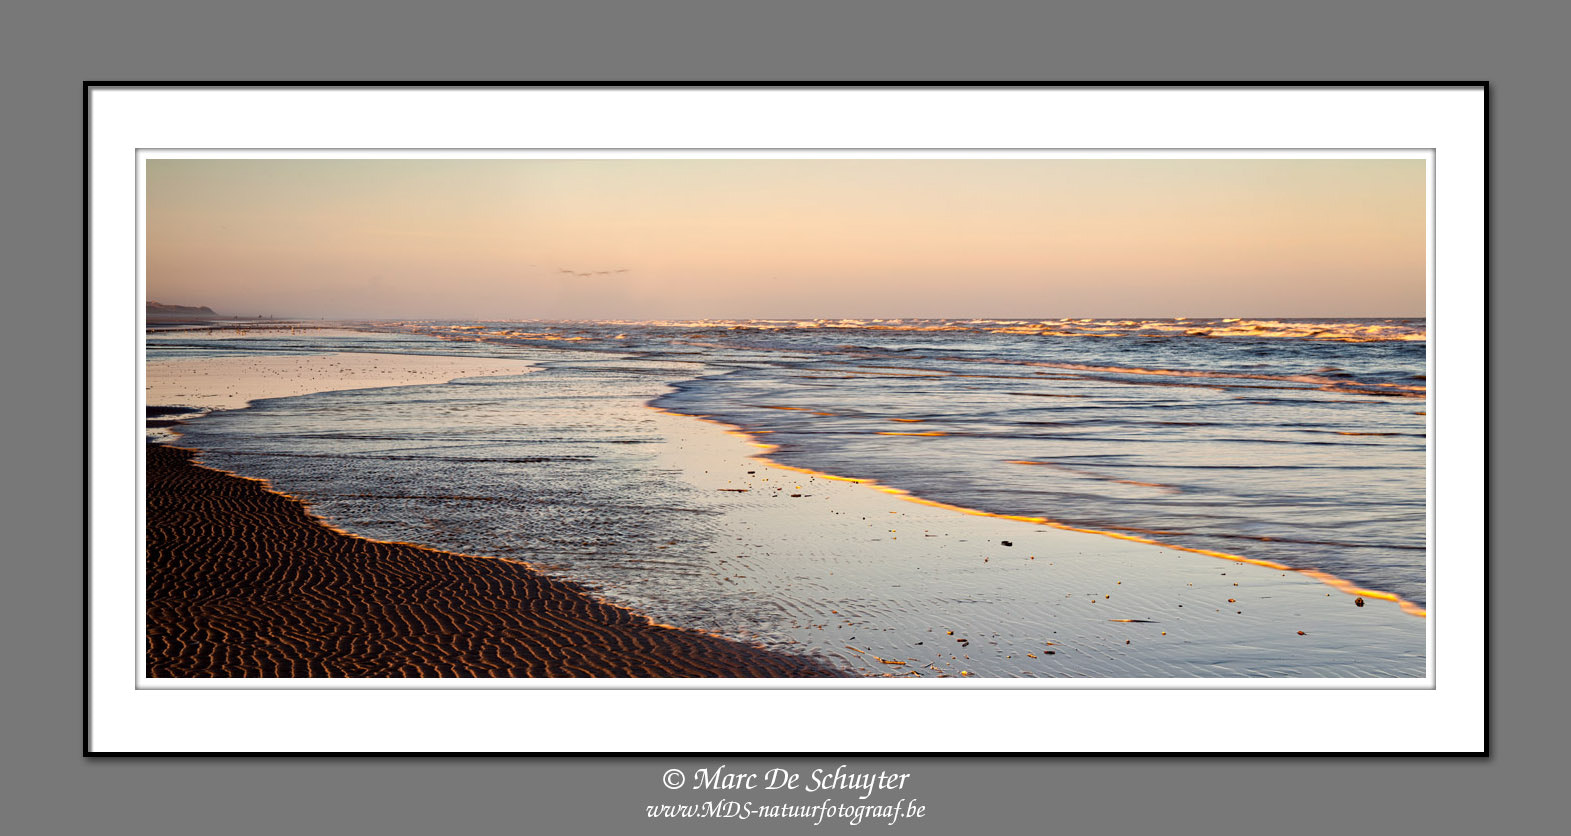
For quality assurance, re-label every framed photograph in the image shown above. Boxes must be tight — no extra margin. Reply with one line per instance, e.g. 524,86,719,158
88,83,1486,754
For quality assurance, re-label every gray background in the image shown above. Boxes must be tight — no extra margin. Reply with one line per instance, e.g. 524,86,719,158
5,0,1552,832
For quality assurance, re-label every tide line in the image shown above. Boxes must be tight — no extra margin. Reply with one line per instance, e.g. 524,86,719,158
646,404,1427,619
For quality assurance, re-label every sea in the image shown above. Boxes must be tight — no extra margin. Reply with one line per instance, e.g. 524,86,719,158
151,318,1428,677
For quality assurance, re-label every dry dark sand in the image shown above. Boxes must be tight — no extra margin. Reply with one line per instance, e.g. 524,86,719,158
146,444,843,678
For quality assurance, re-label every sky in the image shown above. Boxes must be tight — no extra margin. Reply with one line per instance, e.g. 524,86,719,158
146,158,1426,320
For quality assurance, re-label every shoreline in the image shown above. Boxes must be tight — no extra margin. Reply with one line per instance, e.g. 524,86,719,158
146,444,842,677
653,407,1427,619
146,348,845,677
635,401,1424,677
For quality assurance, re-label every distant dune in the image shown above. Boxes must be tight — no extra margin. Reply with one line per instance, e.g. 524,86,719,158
148,301,216,316
147,301,221,322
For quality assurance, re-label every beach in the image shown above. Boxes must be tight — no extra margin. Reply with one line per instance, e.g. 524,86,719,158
146,346,841,677
147,328,1426,679
146,445,839,677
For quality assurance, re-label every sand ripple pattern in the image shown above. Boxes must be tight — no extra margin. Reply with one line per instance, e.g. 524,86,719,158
145,445,842,678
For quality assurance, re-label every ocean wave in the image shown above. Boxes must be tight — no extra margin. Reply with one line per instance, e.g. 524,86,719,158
367,318,1429,609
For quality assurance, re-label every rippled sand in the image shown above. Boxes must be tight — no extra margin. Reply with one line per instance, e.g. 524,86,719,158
146,445,841,678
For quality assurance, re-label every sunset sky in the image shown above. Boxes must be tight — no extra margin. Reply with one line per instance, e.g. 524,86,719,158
146,158,1426,319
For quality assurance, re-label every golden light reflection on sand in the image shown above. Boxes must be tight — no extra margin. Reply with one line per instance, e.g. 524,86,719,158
649,405,1427,618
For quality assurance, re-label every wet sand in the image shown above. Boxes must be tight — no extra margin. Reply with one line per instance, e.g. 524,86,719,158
629,405,1428,677
145,348,843,677
145,444,842,677
146,350,537,412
